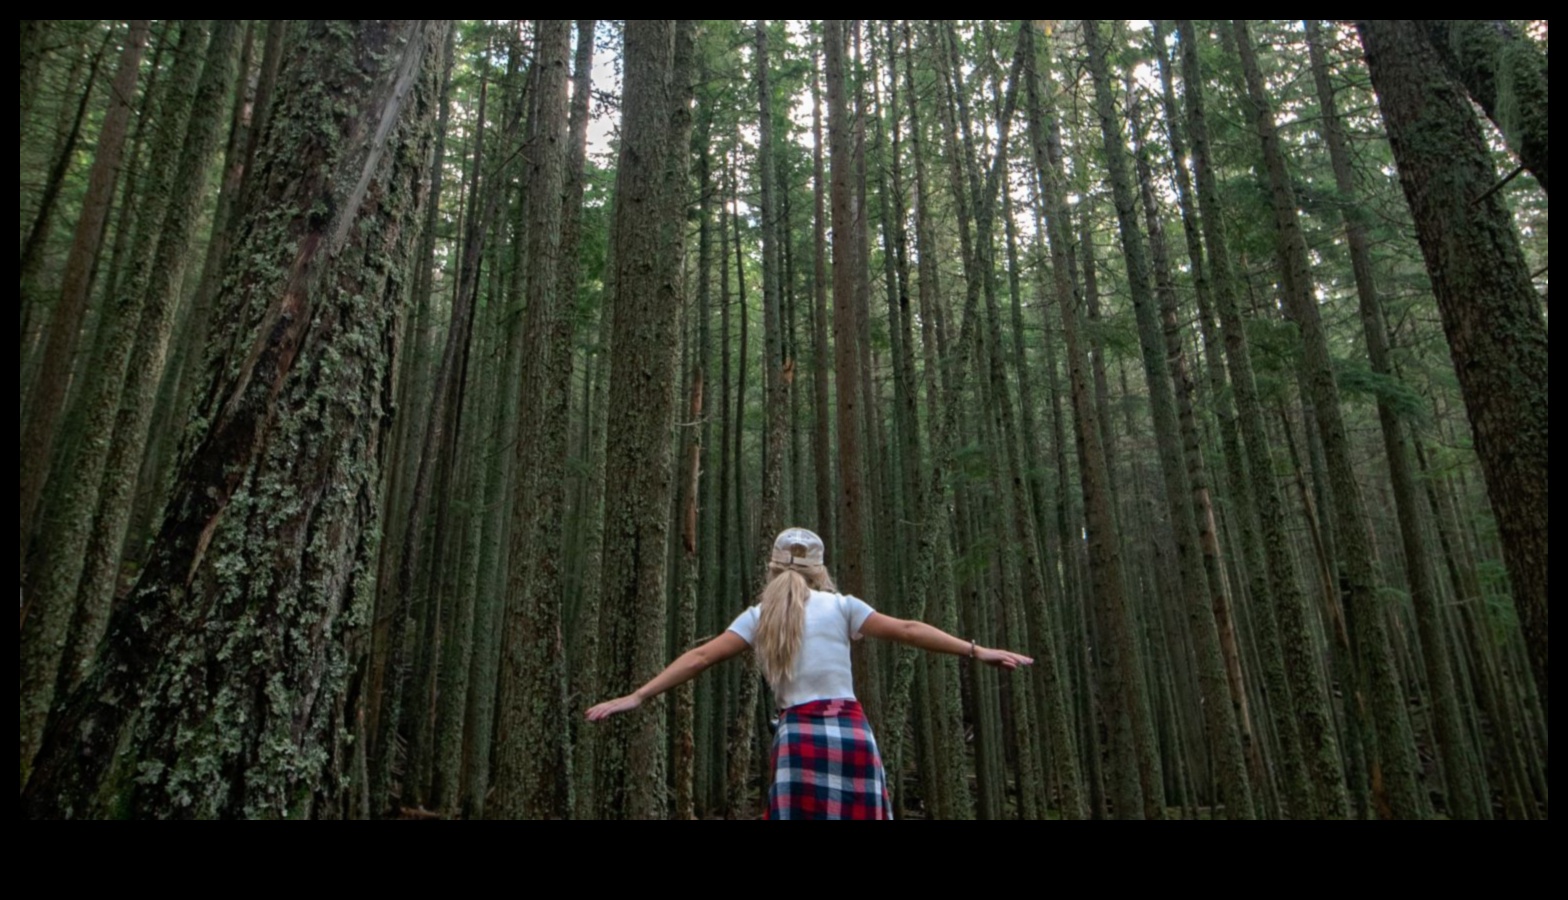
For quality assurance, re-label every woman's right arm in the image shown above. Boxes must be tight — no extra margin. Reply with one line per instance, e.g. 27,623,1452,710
585,630,750,722
859,612,1033,669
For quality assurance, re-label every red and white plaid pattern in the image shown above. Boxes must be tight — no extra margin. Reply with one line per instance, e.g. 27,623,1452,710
767,698,893,820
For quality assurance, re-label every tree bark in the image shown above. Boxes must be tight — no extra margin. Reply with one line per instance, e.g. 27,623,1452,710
18,20,148,581
593,19,695,820
1421,21,1548,196
22,20,445,818
1358,18,1549,729
1085,19,1252,819
1178,19,1336,818
492,19,575,820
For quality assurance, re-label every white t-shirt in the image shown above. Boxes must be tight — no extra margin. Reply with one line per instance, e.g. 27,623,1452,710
727,590,876,710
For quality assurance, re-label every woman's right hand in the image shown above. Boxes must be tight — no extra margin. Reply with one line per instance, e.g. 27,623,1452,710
586,693,642,722
976,647,1033,670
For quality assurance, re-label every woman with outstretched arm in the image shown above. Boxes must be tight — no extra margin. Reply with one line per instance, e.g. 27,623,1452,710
587,526,1033,819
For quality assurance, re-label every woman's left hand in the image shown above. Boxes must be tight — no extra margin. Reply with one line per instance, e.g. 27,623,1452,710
976,648,1033,670
586,693,642,722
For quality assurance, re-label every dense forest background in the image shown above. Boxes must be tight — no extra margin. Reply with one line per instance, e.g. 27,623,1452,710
18,20,1547,819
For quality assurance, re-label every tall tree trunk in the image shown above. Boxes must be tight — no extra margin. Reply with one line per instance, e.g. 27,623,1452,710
67,19,242,709
1150,20,1270,807
825,19,868,610
1234,19,1423,818
1420,21,1548,196
593,19,695,821
1357,18,1549,728
809,32,834,553
690,75,718,815
1415,436,1534,818
21,21,215,781
902,19,973,820
18,20,148,580
723,153,762,817
19,20,47,147
375,29,455,752
22,19,446,818
757,16,788,618
372,38,495,815
1084,19,1251,819
553,17,599,820
1132,68,1260,815
19,28,109,307
1305,20,1481,819
1178,19,1337,818
570,236,615,819
1024,22,1148,820
492,19,575,820
672,342,704,819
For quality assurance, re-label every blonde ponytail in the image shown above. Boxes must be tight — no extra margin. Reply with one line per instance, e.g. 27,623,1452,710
753,561,837,688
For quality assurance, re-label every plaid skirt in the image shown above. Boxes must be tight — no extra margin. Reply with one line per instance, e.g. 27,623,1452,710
767,698,893,820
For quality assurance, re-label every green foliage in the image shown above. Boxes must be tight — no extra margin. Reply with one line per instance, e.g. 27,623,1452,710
1332,359,1427,423
952,440,993,486
1475,559,1519,645
953,529,1000,585
1084,313,1139,359
1376,584,1410,607
1243,314,1299,404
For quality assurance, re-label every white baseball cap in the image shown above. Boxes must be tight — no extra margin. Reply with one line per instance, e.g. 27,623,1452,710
770,527,825,567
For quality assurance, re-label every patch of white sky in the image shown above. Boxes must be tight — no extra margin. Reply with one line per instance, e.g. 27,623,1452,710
583,21,622,167
572,21,1218,243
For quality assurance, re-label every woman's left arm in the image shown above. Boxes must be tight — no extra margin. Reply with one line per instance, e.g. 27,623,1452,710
585,631,750,722
859,612,1033,669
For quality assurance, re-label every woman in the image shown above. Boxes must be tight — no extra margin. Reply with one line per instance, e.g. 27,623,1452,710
586,527,1033,819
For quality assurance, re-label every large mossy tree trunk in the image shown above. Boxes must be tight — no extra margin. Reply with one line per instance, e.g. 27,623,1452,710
21,20,446,819
1420,21,1548,197
1358,19,1549,727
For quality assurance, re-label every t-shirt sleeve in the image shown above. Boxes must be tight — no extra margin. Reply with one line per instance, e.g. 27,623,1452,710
727,606,761,645
841,594,876,639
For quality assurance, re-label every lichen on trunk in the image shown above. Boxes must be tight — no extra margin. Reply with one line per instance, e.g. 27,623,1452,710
22,20,446,819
